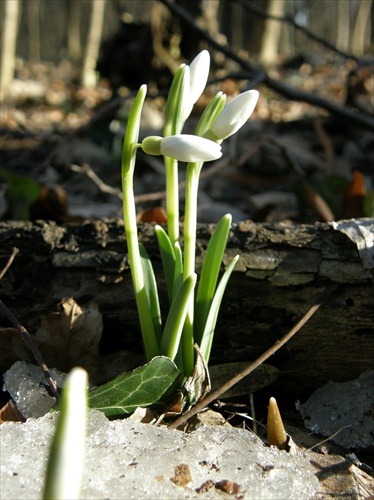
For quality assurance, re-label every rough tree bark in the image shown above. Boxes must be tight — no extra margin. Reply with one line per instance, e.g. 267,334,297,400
0,219,373,400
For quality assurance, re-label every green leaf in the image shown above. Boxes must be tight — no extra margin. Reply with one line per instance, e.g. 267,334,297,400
88,356,183,418
159,273,197,362
164,64,190,136
199,255,239,363
195,214,232,346
122,84,147,179
139,243,162,345
155,225,175,303
195,91,226,137
0,167,40,220
43,368,88,500
172,241,184,299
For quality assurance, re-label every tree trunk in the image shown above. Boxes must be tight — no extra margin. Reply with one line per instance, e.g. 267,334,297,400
259,0,286,66
352,0,373,56
0,219,373,400
27,0,40,61
81,0,106,88
0,0,20,101
336,0,350,53
67,0,83,63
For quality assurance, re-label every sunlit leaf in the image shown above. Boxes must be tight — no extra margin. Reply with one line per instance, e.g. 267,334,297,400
159,274,196,361
155,225,175,303
172,241,183,299
139,243,162,345
195,214,231,346
88,356,183,418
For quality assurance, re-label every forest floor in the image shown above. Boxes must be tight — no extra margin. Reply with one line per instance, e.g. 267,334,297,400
1,54,373,226
1,52,374,498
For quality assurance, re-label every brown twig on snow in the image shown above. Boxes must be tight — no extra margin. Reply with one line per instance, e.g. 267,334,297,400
168,285,338,430
0,299,60,401
158,0,374,131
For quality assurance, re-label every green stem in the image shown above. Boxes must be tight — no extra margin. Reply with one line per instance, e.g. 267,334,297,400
164,156,179,244
182,161,203,375
122,85,159,360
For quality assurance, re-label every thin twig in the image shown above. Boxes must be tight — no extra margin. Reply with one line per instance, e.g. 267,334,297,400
0,300,60,400
307,425,351,451
71,164,123,199
0,247,19,281
70,155,233,206
168,285,338,430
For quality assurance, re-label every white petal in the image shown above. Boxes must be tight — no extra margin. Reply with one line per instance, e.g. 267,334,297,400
160,135,222,162
211,90,259,140
189,50,210,104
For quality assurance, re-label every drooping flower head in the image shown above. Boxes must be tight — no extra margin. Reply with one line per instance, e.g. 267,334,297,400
204,89,259,142
165,51,211,135
142,134,222,163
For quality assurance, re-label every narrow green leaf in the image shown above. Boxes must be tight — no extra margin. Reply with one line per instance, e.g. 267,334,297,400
164,64,190,136
88,357,183,418
195,91,226,137
172,241,184,299
155,225,175,303
43,368,88,500
139,243,162,345
195,214,232,346
159,274,197,362
199,255,239,363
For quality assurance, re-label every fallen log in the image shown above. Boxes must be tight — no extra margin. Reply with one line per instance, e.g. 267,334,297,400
0,219,373,399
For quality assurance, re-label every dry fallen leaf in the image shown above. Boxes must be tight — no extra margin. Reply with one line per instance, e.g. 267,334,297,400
34,297,103,371
0,399,26,424
0,298,142,385
137,206,167,224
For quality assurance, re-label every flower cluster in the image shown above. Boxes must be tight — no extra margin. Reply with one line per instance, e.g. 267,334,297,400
121,50,259,378
140,50,259,162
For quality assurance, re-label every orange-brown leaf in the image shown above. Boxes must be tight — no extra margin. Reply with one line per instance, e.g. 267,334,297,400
0,399,25,424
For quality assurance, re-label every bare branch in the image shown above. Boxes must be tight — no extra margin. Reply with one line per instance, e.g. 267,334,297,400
159,0,374,130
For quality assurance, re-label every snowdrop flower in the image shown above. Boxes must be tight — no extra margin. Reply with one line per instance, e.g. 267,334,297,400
204,89,259,142
189,50,210,106
180,50,210,124
142,135,222,162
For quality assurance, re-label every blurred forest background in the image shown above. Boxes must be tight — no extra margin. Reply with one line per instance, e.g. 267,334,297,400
1,0,372,68
0,0,373,223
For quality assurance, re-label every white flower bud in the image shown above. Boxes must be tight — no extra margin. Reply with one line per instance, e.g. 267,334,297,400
141,136,162,156
208,90,259,141
160,135,222,162
189,50,210,105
